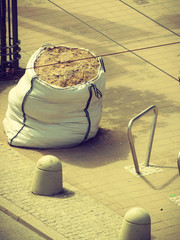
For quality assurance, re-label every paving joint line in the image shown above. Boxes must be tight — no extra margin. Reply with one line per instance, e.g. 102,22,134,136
47,0,179,82
119,0,180,37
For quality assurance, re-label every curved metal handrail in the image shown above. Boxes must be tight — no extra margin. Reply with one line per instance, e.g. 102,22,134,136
127,105,158,174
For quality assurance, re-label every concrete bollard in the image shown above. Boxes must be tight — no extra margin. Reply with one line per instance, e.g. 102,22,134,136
119,207,151,240
31,155,63,196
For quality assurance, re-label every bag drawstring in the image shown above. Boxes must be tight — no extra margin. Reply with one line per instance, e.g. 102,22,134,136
90,83,102,99
82,83,102,143
99,57,106,73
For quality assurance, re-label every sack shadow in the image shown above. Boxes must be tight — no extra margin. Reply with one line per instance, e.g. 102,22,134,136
43,127,130,168
48,188,75,199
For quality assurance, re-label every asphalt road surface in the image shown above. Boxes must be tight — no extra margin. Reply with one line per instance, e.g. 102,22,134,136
0,211,46,240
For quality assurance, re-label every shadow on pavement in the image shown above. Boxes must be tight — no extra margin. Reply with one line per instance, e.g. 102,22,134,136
102,85,180,129
50,188,75,199
1,83,179,169
37,127,130,168
0,79,19,95
156,14,180,29
17,4,151,74
140,174,179,190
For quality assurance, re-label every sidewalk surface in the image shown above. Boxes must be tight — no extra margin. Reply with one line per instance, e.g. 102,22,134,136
0,0,180,239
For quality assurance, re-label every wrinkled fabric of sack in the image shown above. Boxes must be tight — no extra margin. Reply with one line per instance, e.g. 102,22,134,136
3,45,106,148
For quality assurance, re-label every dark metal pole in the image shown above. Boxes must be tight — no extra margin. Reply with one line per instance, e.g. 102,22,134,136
12,0,19,69
0,0,7,74
8,0,12,62
1,0,21,78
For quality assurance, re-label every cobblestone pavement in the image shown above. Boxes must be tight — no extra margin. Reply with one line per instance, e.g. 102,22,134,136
0,143,122,240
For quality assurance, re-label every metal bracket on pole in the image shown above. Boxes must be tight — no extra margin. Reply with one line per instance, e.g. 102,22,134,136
127,105,158,174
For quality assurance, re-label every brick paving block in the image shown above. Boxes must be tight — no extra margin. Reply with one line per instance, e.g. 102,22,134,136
162,233,180,240
153,225,180,239
151,221,169,231
107,202,124,211
166,217,180,227
155,209,180,222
